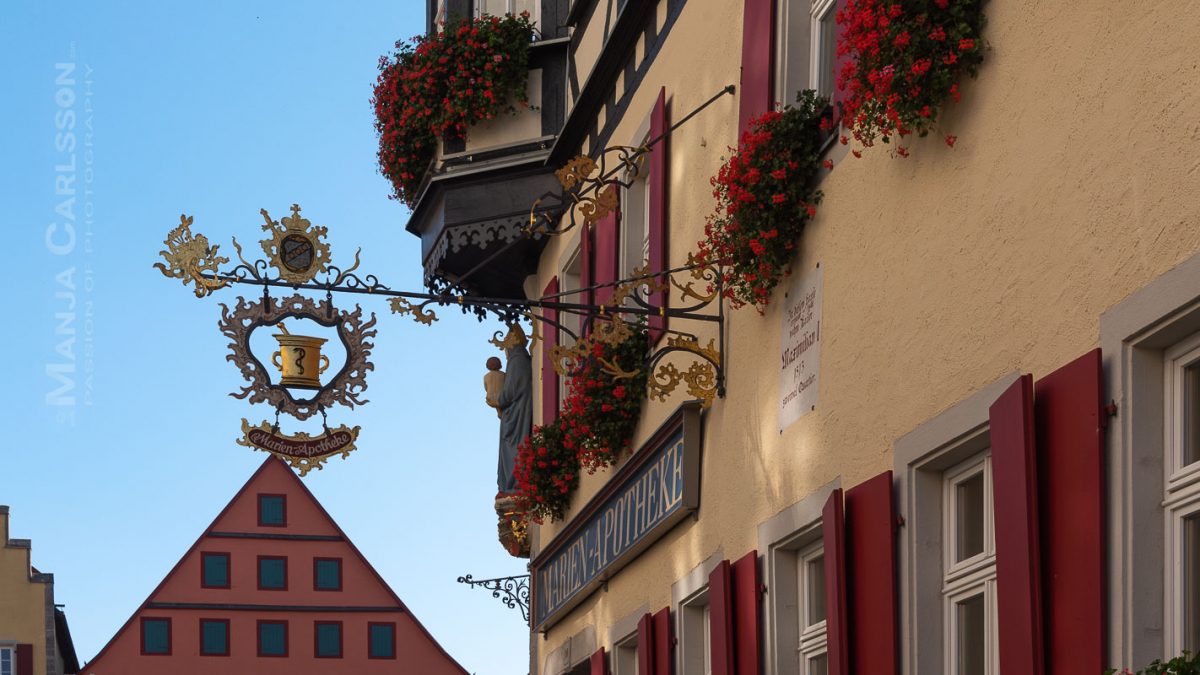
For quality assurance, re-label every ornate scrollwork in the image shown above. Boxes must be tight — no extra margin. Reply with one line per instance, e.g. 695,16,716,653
548,313,639,379
554,156,598,190
489,323,530,352
576,184,619,229
672,252,720,303
646,335,721,408
218,294,376,421
153,215,231,297
456,573,531,622
389,297,438,325
259,204,333,285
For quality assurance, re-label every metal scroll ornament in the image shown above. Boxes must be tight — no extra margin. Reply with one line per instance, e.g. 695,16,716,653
258,204,332,285
456,573,531,622
155,204,383,474
153,215,232,297
219,294,376,421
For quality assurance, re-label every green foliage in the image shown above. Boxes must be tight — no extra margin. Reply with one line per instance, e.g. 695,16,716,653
1108,652,1200,675
373,13,535,205
698,90,831,309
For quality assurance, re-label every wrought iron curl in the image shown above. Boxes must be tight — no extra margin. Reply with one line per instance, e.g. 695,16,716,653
456,574,531,622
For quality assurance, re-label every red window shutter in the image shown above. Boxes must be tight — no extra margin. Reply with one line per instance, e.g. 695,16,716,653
591,647,608,675
822,489,849,675
708,559,735,675
637,612,655,675
1034,349,1105,675
738,0,775,133
653,607,673,675
989,374,1045,675
594,188,620,308
648,87,669,343
832,0,851,125
541,277,559,424
845,471,898,675
731,551,761,675
15,644,32,674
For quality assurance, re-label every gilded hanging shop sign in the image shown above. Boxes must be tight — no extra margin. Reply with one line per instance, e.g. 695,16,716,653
530,402,703,630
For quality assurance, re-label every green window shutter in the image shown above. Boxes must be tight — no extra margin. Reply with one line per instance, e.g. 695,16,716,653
200,620,229,656
141,618,171,655
258,557,287,590
257,494,287,526
314,558,342,590
369,623,396,659
315,622,342,658
202,553,229,588
258,621,288,656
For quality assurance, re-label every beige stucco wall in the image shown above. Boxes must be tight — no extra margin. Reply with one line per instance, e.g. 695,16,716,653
529,0,1200,668
0,509,50,675
460,69,547,154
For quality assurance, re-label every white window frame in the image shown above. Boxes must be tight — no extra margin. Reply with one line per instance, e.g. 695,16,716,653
795,540,829,675
1099,253,1200,667
0,644,14,675
620,106,654,293
475,0,540,25
672,553,725,675
1163,335,1200,655
612,630,639,675
558,243,584,401
680,588,712,675
619,153,651,285
939,455,998,675
775,0,838,105
808,0,837,100
757,480,839,675
894,372,1018,675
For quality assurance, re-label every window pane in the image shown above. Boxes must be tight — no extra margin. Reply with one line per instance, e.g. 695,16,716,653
203,553,229,587
259,495,286,525
201,620,228,655
259,622,287,656
955,594,986,675
809,653,829,675
1185,512,1200,651
259,558,286,589
315,559,341,590
2,648,13,675
780,0,809,104
370,623,396,658
816,6,837,98
142,619,170,654
1185,362,1200,467
956,473,985,562
807,554,827,625
316,623,342,657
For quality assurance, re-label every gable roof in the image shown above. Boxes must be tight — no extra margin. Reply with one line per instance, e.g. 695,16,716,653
82,456,467,674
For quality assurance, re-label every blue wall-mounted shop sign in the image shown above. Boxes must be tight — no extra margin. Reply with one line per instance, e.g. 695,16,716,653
530,402,703,630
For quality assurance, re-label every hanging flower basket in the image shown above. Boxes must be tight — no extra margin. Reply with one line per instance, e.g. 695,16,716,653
372,13,536,206
514,322,649,523
698,90,832,310
836,0,986,154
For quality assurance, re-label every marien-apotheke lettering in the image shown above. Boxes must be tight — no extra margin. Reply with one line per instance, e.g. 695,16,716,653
530,403,702,629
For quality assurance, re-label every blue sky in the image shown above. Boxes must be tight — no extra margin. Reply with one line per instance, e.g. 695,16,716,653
1,2,530,673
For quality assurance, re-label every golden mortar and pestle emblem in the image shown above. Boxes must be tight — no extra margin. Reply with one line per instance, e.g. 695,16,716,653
271,322,330,390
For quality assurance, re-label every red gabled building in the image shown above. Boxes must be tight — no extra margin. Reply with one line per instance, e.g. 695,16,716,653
81,457,467,675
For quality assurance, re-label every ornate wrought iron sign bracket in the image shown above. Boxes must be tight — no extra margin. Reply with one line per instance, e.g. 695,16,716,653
456,573,531,623
154,85,737,473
